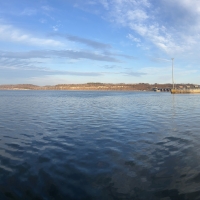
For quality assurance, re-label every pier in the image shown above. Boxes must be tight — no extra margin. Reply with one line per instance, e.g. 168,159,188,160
153,88,171,92
171,88,200,94
170,58,200,94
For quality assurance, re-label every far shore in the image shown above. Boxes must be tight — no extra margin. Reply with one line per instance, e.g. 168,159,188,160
0,83,198,91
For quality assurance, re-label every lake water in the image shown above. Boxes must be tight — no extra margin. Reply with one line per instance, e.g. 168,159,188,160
0,91,200,200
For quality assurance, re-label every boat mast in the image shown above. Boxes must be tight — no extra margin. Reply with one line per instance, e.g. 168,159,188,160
172,58,174,89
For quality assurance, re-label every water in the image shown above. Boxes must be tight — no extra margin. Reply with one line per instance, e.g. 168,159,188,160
0,91,200,200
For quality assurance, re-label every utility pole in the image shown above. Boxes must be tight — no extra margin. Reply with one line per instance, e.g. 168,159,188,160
172,58,174,89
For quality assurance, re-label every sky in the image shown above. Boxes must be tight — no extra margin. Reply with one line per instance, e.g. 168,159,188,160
1,0,200,85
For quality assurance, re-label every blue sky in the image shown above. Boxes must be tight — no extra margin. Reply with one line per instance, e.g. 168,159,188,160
1,0,200,85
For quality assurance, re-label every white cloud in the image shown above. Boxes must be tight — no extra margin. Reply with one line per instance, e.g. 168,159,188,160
21,8,37,16
39,19,47,24
100,0,200,55
41,5,54,12
101,0,109,9
0,23,62,47
127,34,141,43
164,0,200,13
126,9,148,22
52,25,59,32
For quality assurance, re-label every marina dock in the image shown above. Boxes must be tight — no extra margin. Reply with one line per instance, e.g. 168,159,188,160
170,58,200,94
171,88,200,94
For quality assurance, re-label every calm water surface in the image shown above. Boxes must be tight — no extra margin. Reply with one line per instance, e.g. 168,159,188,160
0,91,200,200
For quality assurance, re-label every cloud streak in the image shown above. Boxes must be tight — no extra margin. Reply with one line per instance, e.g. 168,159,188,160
0,57,104,77
21,8,37,16
0,68,103,79
0,54,143,79
0,50,120,62
50,33,111,50
0,23,62,47
122,71,146,76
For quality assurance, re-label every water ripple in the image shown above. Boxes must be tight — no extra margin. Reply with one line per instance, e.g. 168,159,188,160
0,91,200,199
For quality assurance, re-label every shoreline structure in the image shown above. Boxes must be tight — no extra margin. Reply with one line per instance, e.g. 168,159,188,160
0,83,199,91
170,58,200,93
171,88,200,94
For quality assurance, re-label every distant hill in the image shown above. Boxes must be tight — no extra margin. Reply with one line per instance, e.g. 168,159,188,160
0,83,198,91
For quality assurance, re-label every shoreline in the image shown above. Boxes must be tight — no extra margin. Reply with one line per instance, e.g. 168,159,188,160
0,89,149,92
0,83,197,91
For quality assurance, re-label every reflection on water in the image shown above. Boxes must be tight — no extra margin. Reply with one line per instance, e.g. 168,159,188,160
0,91,200,199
